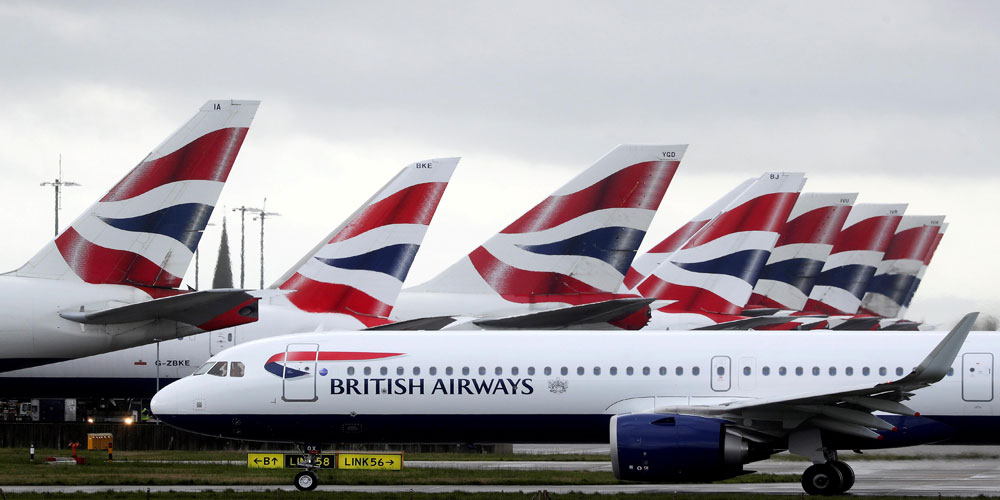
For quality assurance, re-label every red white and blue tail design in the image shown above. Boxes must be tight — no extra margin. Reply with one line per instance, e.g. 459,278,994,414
746,192,857,311
859,215,944,318
636,172,805,316
16,100,259,288
621,178,755,291
274,158,458,326
803,203,906,315
407,145,685,305
899,222,947,316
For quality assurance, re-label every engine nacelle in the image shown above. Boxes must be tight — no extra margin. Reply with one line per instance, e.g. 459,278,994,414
611,413,751,482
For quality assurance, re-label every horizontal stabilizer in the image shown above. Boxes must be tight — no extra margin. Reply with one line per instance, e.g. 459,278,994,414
694,314,822,331
59,289,275,327
473,298,656,329
365,316,459,331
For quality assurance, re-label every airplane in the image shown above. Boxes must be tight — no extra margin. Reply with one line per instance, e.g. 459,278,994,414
0,100,261,373
389,145,687,330
149,313,989,495
633,172,806,329
0,158,459,396
898,222,948,318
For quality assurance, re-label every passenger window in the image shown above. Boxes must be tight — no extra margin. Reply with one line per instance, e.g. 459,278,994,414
779,366,787,376
593,367,601,375
193,362,213,376
429,367,437,376
716,366,725,376
396,367,404,375
208,361,228,377
795,367,803,376
862,367,870,376
626,367,634,376
642,367,650,376
446,367,453,375
413,367,420,376
761,366,770,376
691,366,700,376
347,366,355,376
610,367,618,376
496,367,503,376
544,367,552,376
743,366,751,376
528,367,535,375
845,367,853,376
879,367,887,376
675,367,683,376
230,362,245,377
947,368,954,376
380,366,387,376
560,367,568,376
463,367,470,376
479,367,487,376
812,367,820,376
896,367,904,376
364,367,371,376
659,367,667,376
511,367,519,376
577,367,584,376
829,367,836,376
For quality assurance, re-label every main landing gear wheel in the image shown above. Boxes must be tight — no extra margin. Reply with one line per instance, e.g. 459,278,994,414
830,460,855,493
294,470,318,491
801,463,844,496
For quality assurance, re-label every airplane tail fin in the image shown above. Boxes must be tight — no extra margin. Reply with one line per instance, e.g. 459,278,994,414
636,172,806,315
273,158,459,325
899,222,948,315
621,178,756,291
408,145,685,304
859,215,945,318
803,203,907,315
15,100,259,288
746,192,857,310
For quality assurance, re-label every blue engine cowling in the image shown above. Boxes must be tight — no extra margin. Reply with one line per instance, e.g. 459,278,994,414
611,413,751,482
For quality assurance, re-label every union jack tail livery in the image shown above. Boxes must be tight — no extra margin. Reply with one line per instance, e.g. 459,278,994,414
621,178,756,291
859,215,945,318
746,192,857,311
274,158,459,326
803,203,907,315
900,222,948,316
403,145,685,309
16,100,259,288
636,172,806,317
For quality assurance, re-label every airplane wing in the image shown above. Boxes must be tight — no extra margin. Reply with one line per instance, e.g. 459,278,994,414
365,316,460,331
655,312,978,440
694,314,824,331
473,298,655,329
58,289,276,328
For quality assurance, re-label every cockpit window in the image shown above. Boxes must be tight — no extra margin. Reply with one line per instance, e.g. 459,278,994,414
207,361,228,377
193,362,214,376
230,362,245,377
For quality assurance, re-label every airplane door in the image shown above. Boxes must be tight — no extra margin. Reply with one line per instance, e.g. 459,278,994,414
282,343,319,402
210,328,236,356
711,356,731,392
962,353,994,402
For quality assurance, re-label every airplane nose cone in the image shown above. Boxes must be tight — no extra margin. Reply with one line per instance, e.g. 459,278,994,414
150,381,184,423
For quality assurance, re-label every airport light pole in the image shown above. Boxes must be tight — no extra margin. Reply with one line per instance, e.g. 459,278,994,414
231,206,260,288
251,199,280,289
193,222,216,290
39,155,81,236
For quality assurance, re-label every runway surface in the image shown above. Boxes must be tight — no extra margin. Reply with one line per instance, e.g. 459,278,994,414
4,459,1000,497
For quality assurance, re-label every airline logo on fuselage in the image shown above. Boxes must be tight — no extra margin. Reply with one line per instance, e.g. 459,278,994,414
331,377,534,396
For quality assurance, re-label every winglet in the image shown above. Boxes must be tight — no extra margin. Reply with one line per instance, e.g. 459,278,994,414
898,312,978,386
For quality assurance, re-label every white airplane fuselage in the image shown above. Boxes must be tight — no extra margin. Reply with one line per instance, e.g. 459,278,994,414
0,297,366,396
0,275,193,372
151,329,998,446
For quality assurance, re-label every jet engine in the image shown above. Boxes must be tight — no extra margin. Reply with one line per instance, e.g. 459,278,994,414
610,413,766,482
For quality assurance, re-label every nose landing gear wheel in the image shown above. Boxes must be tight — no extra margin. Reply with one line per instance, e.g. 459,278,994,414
829,460,855,493
801,463,844,496
294,470,318,491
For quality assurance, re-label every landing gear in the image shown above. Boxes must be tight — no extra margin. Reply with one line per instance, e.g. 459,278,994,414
292,443,323,491
830,460,855,492
294,470,318,491
801,463,843,496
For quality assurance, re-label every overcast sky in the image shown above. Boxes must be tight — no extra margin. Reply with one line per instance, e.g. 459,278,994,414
1,1,997,327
